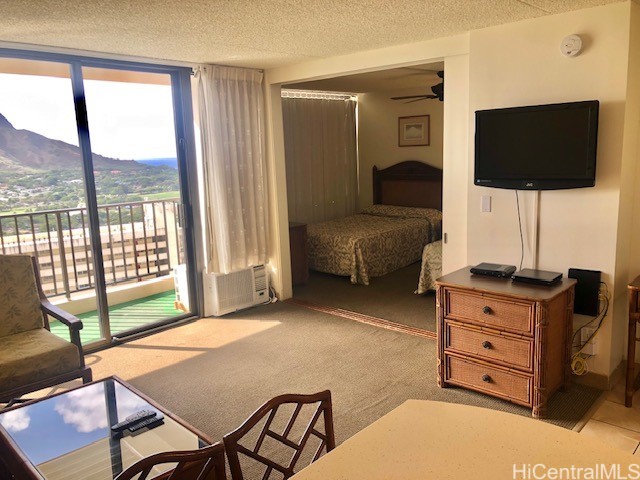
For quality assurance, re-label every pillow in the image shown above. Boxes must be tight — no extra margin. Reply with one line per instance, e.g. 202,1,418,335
360,204,442,221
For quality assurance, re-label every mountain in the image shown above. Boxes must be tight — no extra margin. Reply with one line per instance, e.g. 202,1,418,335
0,113,144,173
136,158,178,169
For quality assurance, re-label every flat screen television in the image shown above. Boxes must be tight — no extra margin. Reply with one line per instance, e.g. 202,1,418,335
474,100,599,190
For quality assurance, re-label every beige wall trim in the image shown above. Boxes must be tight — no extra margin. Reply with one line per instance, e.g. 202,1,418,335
266,33,469,86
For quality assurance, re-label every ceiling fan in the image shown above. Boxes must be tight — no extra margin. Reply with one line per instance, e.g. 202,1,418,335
391,70,444,103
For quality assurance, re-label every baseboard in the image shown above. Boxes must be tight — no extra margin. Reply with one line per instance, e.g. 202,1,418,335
571,359,625,390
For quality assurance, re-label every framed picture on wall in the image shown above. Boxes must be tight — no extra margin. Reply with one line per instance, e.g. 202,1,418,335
398,115,430,147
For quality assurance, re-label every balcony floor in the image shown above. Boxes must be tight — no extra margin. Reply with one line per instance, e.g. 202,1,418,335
50,290,185,344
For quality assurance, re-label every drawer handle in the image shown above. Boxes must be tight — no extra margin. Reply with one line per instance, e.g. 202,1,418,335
482,306,492,315
482,374,492,383
482,341,492,349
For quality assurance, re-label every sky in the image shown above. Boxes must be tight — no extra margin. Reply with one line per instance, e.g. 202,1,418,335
0,380,158,466
0,73,178,160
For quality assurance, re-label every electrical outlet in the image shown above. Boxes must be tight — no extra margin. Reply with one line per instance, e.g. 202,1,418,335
580,325,598,356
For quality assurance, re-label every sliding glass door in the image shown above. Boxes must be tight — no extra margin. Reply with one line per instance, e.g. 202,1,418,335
0,52,200,348
0,57,101,333
82,67,193,339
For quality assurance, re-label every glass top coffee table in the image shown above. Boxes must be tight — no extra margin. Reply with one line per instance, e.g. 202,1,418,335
0,376,211,479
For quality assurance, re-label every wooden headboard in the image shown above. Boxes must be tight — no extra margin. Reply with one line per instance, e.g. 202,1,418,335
372,161,443,210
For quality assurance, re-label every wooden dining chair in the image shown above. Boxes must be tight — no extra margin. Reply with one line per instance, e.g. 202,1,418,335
223,390,335,480
114,442,226,480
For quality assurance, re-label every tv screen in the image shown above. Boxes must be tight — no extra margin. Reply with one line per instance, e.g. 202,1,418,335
474,100,599,190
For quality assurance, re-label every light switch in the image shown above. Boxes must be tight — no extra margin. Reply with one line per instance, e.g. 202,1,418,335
481,195,491,213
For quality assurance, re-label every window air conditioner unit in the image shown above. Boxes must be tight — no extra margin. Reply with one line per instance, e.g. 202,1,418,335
204,265,269,317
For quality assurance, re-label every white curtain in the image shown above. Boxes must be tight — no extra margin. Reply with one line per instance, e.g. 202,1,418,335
196,65,268,274
282,97,357,224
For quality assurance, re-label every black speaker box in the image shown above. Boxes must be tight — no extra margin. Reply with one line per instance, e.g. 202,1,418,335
568,268,601,316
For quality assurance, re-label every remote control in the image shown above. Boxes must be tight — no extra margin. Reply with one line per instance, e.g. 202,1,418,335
111,409,157,432
127,413,164,433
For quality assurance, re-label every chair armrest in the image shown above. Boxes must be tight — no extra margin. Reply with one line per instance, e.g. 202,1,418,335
41,300,83,331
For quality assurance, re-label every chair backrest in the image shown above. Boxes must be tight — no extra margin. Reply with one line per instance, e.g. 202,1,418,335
114,442,226,480
0,254,43,337
223,390,335,480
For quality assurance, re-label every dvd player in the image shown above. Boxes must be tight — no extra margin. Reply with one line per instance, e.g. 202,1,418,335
470,263,517,278
511,269,562,286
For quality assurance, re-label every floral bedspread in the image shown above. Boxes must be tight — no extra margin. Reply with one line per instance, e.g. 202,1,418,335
416,240,443,294
307,207,441,285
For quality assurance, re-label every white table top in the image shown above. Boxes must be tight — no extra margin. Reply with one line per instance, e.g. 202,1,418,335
291,400,638,480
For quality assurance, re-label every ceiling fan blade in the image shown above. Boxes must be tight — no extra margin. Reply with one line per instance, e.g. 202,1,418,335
391,95,429,100
404,71,437,77
404,95,439,103
401,67,439,73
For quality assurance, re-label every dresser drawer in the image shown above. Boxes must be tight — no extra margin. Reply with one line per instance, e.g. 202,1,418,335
445,322,533,371
444,289,534,335
445,354,532,406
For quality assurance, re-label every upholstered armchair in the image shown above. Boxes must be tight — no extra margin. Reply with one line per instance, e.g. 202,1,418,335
0,254,92,403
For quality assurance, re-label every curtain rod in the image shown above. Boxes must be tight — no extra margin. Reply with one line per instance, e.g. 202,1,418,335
281,89,356,101
191,65,265,76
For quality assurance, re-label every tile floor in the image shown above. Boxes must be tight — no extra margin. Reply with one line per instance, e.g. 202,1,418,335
579,379,640,455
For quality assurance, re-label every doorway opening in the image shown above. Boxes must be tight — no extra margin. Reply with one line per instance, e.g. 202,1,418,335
282,63,444,334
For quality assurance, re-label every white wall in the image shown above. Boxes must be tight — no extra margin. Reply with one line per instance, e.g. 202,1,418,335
357,87,443,209
467,2,630,377
442,54,470,274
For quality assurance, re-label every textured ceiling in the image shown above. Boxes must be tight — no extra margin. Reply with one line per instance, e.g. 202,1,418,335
0,0,623,69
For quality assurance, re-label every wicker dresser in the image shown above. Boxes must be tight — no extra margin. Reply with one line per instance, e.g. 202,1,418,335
436,266,576,418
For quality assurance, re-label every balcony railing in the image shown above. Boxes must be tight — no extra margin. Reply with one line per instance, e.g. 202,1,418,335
0,200,183,299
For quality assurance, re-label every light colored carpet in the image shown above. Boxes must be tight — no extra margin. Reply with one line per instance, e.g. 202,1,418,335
84,301,602,447
294,262,437,332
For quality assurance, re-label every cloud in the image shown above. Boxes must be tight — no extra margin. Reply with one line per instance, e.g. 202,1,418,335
54,385,110,433
53,382,150,433
1,408,31,433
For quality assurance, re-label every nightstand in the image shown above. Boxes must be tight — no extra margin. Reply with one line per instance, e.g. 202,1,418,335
289,222,309,286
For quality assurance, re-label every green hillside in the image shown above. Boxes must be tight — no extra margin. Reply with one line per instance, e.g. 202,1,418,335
0,113,179,217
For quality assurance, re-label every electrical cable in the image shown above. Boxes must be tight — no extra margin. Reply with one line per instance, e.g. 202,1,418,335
571,281,609,375
571,281,609,349
571,355,590,376
515,190,524,270
267,285,278,304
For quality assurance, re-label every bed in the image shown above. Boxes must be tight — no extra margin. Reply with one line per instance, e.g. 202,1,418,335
416,240,442,294
307,161,442,285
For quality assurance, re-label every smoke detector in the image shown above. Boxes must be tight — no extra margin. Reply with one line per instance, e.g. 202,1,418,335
560,35,582,57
